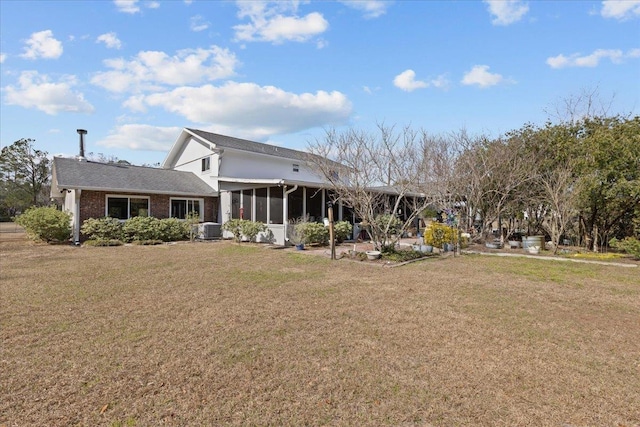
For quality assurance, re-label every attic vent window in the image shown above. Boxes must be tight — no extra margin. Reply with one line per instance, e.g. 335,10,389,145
292,163,299,172
202,157,211,172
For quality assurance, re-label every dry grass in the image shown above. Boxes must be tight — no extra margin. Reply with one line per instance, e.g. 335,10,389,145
1,237,639,426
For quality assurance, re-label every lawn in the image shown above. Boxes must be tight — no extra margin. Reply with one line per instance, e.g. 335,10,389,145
1,238,639,426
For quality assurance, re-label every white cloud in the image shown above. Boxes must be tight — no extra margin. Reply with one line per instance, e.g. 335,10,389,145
190,15,210,32
234,1,329,44
126,81,352,137
339,0,390,19
393,69,450,92
96,32,122,49
393,70,427,92
3,71,94,115
97,124,181,151
546,48,640,68
20,30,63,60
601,0,640,19
91,46,239,93
0,53,6,64
484,0,529,25
147,1,160,9
114,0,140,14
461,65,504,88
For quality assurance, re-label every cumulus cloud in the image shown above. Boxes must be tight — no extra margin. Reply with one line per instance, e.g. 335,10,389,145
461,65,504,88
124,81,352,137
339,0,390,19
97,124,181,151
546,48,640,68
393,69,450,92
91,45,239,93
601,0,640,20
96,32,122,49
190,15,210,32
234,1,329,44
484,0,529,25
393,70,428,92
20,30,63,60
0,53,6,64
114,0,140,13
3,71,94,115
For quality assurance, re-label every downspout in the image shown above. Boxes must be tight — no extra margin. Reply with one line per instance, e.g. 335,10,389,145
74,189,82,245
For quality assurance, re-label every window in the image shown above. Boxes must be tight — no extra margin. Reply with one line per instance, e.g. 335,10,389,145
292,163,299,172
171,198,203,221
231,191,241,219
106,196,149,220
201,157,211,172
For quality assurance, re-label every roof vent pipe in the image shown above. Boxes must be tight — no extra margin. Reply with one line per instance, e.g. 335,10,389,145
77,129,87,161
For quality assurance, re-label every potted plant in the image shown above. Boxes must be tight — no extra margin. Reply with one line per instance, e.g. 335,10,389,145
423,223,454,252
287,218,307,250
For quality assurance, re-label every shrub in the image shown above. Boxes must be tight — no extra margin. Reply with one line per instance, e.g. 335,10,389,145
81,217,123,241
156,218,189,242
14,206,71,243
240,220,267,243
609,237,640,259
222,218,245,243
423,223,455,249
122,216,160,242
298,221,328,245
83,239,123,247
334,221,353,243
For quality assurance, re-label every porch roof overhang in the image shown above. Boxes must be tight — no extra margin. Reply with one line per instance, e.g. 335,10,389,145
217,177,329,192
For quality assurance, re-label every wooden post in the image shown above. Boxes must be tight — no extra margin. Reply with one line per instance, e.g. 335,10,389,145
328,202,336,260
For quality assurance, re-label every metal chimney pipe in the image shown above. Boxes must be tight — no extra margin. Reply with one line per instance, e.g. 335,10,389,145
77,129,87,159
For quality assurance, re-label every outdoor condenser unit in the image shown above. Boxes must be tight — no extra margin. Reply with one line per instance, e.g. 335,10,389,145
198,222,221,240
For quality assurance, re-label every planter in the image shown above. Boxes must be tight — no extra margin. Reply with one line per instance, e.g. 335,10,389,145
412,244,433,253
485,242,502,249
508,240,520,249
444,243,456,252
523,236,544,250
528,245,540,255
295,243,305,250
365,250,381,260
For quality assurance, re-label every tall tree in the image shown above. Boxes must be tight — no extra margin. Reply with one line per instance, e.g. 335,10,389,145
0,139,51,216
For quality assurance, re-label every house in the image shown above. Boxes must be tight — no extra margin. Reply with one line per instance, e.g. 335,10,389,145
51,128,351,244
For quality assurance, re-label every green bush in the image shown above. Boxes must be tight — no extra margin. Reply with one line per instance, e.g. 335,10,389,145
122,216,160,242
334,221,353,243
297,221,328,245
374,214,402,236
83,239,124,247
14,206,71,243
156,217,189,242
240,220,267,243
609,237,640,259
222,218,245,243
81,217,123,241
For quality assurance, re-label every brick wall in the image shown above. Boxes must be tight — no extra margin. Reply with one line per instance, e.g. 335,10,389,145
79,190,218,224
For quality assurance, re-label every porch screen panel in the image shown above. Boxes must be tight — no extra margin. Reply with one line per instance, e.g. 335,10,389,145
242,190,253,220
269,186,283,224
306,187,323,222
255,188,267,223
288,187,304,221
107,197,128,220
231,191,241,219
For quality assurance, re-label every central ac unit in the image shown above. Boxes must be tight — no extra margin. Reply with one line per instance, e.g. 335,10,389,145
198,222,221,240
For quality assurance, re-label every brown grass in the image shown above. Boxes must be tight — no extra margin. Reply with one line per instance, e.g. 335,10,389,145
1,238,639,426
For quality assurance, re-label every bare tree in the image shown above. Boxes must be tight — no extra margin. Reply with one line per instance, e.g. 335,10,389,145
539,162,578,254
306,125,457,250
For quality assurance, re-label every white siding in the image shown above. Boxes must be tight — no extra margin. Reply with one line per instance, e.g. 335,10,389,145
220,150,324,184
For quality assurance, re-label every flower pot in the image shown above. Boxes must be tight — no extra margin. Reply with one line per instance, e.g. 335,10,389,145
528,245,540,254
508,240,520,249
295,243,305,250
420,245,433,253
366,250,381,260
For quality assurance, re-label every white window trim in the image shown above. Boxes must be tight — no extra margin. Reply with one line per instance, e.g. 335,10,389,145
169,197,205,221
105,194,151,220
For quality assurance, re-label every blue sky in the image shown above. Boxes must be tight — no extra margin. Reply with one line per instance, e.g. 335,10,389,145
1,0,639,165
